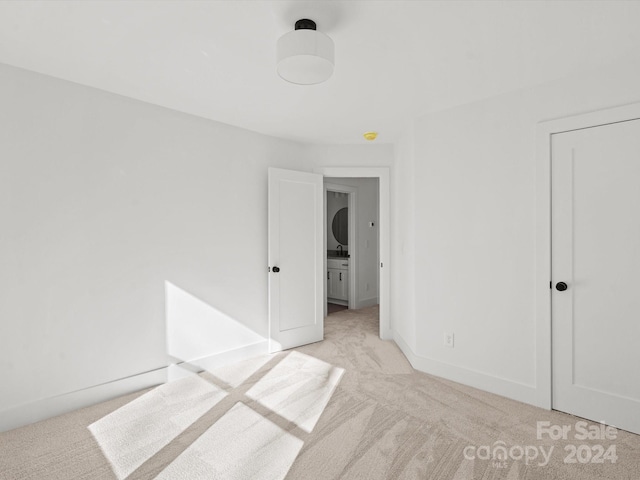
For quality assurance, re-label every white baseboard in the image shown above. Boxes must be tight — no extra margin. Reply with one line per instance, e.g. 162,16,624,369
178,341,269,374
393,331,538,407
356,296,378,309
0,341,269,433
328,298,348,306
0,368,167,433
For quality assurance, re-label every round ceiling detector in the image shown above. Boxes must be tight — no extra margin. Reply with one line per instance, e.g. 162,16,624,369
277,19,334,85
363,132,378,141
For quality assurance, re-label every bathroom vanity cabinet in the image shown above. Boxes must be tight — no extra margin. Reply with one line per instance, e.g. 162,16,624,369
327,257,349,305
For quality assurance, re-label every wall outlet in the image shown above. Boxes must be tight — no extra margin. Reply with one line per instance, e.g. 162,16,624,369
444,332,454,348
366,282,370,291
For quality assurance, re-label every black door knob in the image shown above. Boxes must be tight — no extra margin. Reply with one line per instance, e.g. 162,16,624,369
555,282,568,291
272,266,280,273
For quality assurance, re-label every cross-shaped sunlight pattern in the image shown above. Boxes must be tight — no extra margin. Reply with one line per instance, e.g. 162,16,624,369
246,351,345,433
88,373,227,480
156,402,304,480
207,353,273,388
157,352,344,478
90,351,344,479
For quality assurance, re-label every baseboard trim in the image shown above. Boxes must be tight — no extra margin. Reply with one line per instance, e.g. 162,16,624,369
393,331,538,407
176,340,268,374
356,297,379,309
328,298,348,306
0,368,167,433
0,341,269,433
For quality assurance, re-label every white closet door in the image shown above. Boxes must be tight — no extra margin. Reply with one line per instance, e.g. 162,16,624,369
552,119,640,435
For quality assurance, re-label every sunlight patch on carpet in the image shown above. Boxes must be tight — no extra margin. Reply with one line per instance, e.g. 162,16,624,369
156,402,303,480
207,353,274,388
89,374,226,480
245,351,344,433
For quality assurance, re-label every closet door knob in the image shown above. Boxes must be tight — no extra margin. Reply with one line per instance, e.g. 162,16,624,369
272,266,280,273
555,281,568,291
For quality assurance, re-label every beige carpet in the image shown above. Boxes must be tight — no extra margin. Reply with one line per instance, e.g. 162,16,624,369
2,306,640,479
327,303,348,315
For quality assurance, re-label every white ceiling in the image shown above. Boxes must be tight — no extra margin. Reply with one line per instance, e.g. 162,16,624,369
1,1,640,144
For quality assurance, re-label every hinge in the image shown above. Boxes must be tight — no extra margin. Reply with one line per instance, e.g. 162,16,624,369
381,262,383,268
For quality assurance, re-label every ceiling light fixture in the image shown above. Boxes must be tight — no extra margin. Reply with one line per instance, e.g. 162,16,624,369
277,19,334,85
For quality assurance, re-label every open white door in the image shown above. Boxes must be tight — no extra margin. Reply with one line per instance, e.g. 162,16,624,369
268,168,324,352
552,119,640,435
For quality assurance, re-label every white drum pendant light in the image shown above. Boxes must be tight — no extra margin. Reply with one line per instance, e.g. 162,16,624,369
277,19,334,85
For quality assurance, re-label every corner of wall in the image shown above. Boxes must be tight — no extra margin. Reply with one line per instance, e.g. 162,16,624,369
392,328,539,409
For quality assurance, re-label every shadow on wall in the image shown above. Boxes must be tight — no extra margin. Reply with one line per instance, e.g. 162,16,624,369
164,281,267,371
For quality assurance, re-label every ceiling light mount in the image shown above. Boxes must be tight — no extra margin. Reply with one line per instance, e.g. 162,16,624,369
277,18,334,85
295,19,316,31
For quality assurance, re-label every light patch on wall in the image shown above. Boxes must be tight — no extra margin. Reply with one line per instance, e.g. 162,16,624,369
165,281,265,364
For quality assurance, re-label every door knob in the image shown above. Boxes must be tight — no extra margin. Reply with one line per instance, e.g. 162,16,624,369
272,266,280,273
555,281,568,291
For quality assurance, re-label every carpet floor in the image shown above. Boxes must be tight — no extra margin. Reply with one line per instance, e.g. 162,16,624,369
327,303,348,315
1,305,639,479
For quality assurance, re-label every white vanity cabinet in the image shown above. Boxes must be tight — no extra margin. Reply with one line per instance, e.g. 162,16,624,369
327,258,349,304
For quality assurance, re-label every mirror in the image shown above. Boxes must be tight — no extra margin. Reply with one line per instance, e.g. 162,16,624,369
332,207,348,245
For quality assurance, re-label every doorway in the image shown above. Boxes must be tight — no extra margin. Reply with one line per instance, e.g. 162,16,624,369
325,183,356,315
267,166,391,353
315,167,390,340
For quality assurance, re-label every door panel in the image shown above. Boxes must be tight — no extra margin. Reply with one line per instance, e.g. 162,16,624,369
268,168,323,352
552,119,640,434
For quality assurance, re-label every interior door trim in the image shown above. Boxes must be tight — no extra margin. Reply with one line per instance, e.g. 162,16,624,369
324,182,358,313
314,167,391,341
535,102,640,410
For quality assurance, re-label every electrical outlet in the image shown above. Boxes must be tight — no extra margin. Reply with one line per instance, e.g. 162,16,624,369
444,332,454,348
366,282,370,291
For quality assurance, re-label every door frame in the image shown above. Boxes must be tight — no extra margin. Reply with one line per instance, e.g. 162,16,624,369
315,167,391,340
324,183,357,312
535,102,640,409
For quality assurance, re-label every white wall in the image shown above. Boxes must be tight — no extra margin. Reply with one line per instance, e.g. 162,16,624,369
391,122,416,351
0,63,394,429
326,178,379,307
305,144,394,169
0,62,303,415
394,56,640,405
